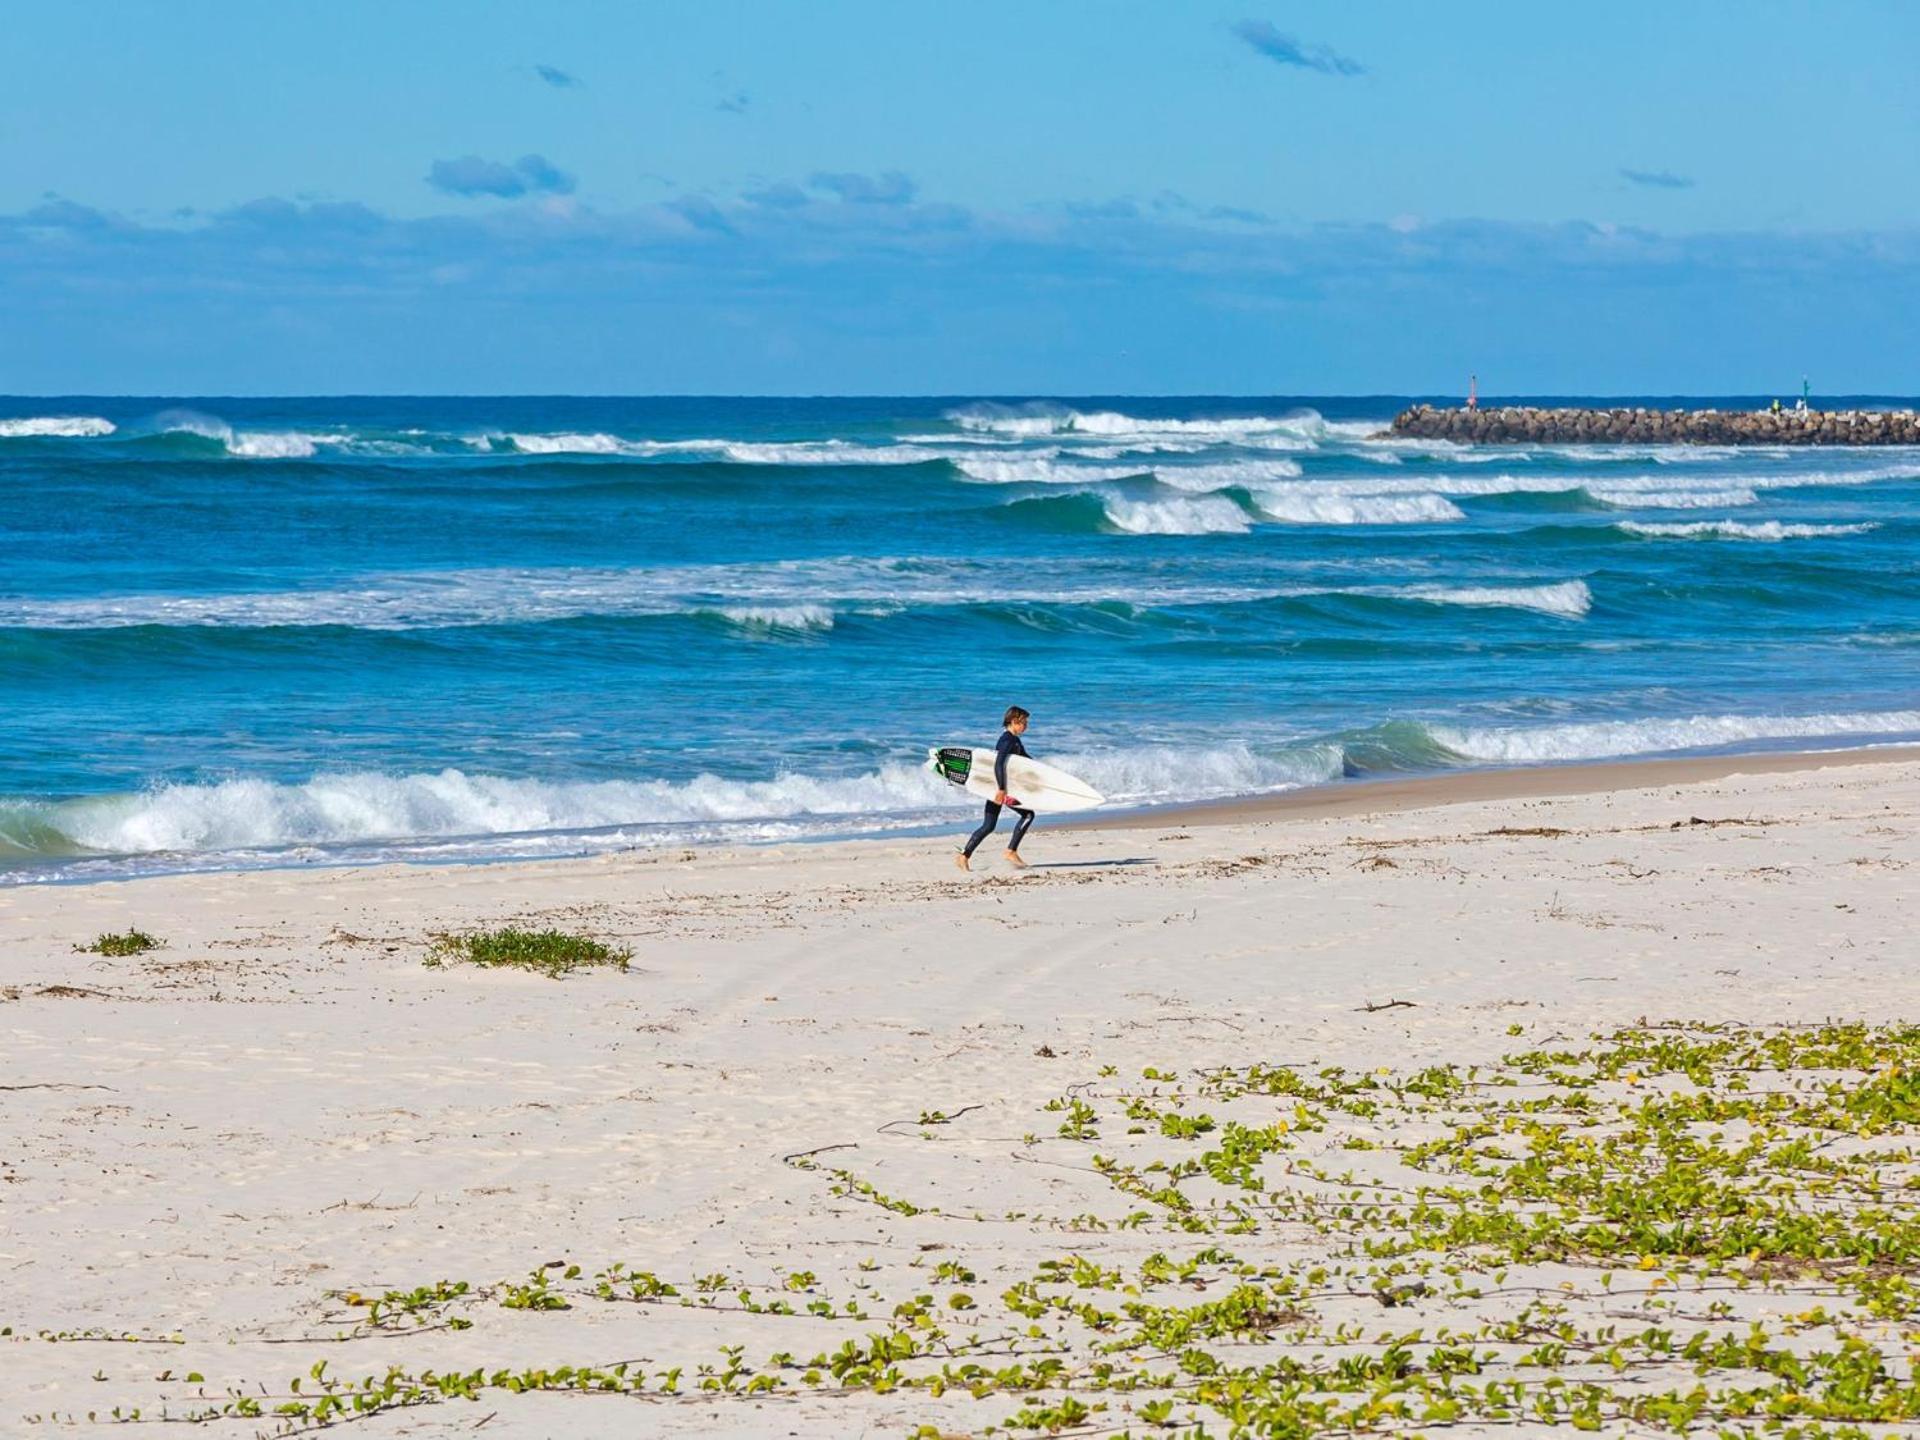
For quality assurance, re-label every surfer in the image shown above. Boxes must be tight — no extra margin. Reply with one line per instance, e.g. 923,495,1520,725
955,706,1035,871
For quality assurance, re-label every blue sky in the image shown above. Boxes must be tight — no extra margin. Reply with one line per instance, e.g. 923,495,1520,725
3,1,1916,394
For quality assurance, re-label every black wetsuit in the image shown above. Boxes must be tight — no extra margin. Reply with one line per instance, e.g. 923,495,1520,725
962,730,1036,857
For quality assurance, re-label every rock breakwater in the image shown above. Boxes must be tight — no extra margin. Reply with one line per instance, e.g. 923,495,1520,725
1392,403,1920,446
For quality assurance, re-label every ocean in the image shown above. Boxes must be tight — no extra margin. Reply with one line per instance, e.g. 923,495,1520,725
3,395,1917,883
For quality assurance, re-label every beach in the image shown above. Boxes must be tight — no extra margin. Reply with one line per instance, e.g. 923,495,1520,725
13,7,1920,1434
6,749,1916,1436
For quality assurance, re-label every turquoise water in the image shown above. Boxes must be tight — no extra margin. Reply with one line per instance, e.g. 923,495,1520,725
3,395,1917,882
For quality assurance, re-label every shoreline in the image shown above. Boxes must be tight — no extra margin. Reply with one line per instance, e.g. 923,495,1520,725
8,741,1920,888
1081,741,1920,830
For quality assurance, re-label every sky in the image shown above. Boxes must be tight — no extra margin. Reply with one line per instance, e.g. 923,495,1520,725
3,0,1917,395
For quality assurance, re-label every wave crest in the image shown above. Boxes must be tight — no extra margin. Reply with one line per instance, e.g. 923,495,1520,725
1102,495,1251,535
1431,708,1920,764
954,457,1146,484
1402,581,1592,618
710,604,835,632
1620,520,1879,541
946,403,1328,443
0,415,116,438
1252,490,1464,525
1591,487,1760,509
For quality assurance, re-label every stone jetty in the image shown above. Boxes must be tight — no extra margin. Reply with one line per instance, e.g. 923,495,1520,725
1391,403,1920,446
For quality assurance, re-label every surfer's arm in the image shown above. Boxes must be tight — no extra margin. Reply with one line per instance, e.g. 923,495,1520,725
993,733,1022,804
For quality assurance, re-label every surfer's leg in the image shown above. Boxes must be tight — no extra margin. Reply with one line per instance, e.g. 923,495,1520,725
961,801,1002,859
1005,806,1036,856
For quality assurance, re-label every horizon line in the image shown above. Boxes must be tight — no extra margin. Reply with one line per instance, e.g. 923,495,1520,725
7,390,1918,403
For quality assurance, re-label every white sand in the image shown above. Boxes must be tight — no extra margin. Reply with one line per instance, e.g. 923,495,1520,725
3,756,1916,1435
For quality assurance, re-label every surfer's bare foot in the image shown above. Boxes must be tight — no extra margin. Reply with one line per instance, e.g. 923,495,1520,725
953,853,970,872
1003,849,1028,869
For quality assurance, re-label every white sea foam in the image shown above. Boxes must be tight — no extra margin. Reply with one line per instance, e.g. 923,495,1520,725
1252,490,1465,525
1147,458,1306,491
0,415,116,438
1400,581,1593,618
19,764,953,856
501,432,739,458
4,740,1350,864
1102,495,1252,535
228,431,320,459
1592,487,1760,509
955,455,1306,489
1071,439,1213,458
498,433,985,466
954,457,1146,484
710,604,835,631
10,706,1915,876
947,404,1330,443
504,430,642,455
1619,520,1879,541
718,441,981,466
1319,419,1396,442
1537,444,1749,464
0,559,1606,629
1773,463,1920,487
1431,708,1920,764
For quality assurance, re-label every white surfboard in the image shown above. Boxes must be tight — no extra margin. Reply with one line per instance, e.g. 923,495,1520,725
927,745,1106,814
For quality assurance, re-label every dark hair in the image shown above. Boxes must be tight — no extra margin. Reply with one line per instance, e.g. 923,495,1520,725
1003,705,1030,727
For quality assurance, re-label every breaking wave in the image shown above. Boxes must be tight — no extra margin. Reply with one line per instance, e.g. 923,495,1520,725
0,562,1606,629
954,457,1149,485
0,415,116,438
709,604,836,632
1251,490,1464,525
946,403,1330,443
1102,495,1252,535
1146,459,1307,491
10,703,1914,876
1430,708,1920,764
1619,520,1880,541
1400,581,1593,618
500,433,972,466
0,743,1342,868
153,412,325,459
1592,487,1760,509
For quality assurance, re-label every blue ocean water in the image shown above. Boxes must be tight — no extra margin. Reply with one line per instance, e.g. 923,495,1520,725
3,395,1917,883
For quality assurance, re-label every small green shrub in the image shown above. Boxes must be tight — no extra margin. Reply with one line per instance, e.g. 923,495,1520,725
78,930,161,957
424,928,631,979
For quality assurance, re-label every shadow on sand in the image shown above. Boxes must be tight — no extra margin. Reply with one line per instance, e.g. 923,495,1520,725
1021,857,1156,870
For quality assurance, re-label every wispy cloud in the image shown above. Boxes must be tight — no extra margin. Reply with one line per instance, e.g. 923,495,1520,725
809,170,917,205
667,194,736,234
426,154,576,200
532,64,579,89
1231,20,1365,77
1621,168,1695,190
742,181,810,210
716,91,750,114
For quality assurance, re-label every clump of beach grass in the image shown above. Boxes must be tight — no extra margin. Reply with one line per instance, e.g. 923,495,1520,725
77,929,161,956
423,927,631,980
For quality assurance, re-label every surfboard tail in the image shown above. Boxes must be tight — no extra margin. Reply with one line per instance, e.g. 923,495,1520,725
928,746,975,787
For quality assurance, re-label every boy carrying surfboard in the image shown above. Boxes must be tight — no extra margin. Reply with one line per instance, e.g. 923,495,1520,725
956,705,1035,871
